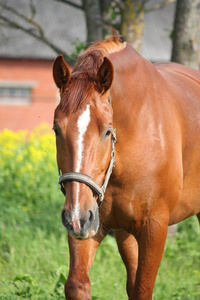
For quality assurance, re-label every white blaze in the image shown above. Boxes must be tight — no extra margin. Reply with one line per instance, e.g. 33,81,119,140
72,104,91,220
76,104,91,172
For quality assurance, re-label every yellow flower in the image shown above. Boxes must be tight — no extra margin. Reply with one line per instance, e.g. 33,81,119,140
0,123,57,182
16,154,23,162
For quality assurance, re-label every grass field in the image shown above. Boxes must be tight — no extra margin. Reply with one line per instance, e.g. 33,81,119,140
0,125,199,299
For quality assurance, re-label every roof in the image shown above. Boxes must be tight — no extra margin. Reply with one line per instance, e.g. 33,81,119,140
0,0,87,60
0,0,175,62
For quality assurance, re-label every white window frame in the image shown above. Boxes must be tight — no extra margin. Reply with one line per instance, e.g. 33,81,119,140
0,81,36,105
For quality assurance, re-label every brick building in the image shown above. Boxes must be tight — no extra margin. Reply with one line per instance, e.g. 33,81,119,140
0,58,58,131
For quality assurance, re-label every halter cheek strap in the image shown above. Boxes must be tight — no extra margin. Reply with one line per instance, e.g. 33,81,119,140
58,129,116,206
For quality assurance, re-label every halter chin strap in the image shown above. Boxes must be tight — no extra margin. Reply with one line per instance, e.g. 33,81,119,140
58,129,116,206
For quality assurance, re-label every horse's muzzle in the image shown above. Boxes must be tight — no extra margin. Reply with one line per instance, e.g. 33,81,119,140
61,206,99,239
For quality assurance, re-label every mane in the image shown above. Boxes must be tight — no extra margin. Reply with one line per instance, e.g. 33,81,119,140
59,35,126,114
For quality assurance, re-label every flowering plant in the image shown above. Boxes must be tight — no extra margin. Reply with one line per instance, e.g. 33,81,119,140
0,124,60,215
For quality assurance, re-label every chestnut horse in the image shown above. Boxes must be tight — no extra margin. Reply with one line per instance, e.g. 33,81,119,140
53,35,200,299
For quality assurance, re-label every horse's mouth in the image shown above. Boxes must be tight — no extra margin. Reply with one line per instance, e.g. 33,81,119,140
61,209,99,239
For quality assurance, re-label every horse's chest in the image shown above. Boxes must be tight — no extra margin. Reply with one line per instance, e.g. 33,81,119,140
103,185,152,230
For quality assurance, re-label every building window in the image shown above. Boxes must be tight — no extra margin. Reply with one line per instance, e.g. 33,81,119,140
0,82,34,105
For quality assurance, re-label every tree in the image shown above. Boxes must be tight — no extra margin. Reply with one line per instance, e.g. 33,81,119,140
120,0,145,53
82,0,103,43
171,0,200,70
81,0,176,54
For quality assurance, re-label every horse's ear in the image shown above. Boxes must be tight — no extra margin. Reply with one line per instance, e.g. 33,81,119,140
53,55,71,89
96,57,113,94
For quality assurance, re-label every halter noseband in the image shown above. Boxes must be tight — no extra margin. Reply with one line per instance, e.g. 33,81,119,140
58,97,116,206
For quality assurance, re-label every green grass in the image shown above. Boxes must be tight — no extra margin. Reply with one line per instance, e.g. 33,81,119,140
0,201,199,299
154,217,200,300
0,126,199,299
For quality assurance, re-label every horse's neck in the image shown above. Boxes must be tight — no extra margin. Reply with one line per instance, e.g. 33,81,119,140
109,44,159,128
109,45,163,180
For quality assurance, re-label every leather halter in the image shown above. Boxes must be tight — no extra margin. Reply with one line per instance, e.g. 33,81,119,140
58,97,116,206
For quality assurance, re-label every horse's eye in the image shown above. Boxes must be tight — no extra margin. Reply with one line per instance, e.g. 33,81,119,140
53,125,59,136
105,129,112,138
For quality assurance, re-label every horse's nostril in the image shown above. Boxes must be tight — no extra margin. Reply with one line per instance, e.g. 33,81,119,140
61,208,97,234
81,210,94,231
80,210,93,227
89,210,94,222
61,209,67,227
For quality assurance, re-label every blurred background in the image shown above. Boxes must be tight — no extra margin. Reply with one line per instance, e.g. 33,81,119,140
0,1,199,299
0,0,199,131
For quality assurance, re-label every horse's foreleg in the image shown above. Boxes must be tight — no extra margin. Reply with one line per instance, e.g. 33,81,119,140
65,231,106,300
131,212,169,300
115,229,138,298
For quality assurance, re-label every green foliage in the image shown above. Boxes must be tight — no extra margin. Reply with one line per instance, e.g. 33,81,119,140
69,39,87,61
107,3,121,21
0,125,199,299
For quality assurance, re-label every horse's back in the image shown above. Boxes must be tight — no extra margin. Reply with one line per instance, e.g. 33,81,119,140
155,62,200,83
156,62,200,134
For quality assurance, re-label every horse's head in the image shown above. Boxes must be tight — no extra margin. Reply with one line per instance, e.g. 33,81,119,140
53,54,114,239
